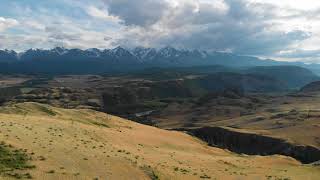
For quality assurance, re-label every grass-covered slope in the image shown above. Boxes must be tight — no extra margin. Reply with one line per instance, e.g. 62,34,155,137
0,102,319,179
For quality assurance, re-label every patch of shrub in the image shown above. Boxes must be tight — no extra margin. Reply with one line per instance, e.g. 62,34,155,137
0,142,35,178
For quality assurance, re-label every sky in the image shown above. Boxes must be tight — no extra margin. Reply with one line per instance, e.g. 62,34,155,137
0,0,320,63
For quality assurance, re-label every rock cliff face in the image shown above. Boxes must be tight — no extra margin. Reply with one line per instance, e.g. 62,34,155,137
189,127,320,164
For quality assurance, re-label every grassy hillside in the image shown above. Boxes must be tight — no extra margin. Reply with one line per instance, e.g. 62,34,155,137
0,102,319,179
300,81,320,92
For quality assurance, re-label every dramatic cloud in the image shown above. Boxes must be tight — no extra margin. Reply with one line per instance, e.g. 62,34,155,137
105,0,313,56
1,0,320,62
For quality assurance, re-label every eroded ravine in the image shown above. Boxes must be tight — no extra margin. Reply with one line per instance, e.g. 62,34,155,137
187,126,320,164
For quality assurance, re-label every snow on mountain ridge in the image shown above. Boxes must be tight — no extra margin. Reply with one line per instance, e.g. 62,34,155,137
1,46,211,61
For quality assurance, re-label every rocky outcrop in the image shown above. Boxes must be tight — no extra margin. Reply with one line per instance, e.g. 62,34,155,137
189,127,320,164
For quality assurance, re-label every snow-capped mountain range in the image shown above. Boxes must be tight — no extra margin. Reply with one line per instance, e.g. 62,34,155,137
0,46,307,74
0,46,238,63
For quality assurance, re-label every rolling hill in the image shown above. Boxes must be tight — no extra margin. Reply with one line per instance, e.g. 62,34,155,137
0,102,319,179
245,66,319,89
300,81,320,92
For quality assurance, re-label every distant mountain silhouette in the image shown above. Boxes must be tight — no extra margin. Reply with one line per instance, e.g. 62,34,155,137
195,72,289,93
245,66,319,89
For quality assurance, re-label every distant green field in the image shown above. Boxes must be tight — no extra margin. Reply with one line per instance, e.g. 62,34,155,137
20,88,36,94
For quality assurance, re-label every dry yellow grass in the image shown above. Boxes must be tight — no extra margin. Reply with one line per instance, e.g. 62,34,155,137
0,102,319,180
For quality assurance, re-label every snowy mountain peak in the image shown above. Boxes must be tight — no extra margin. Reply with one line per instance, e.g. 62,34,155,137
112,46,127,53
85,48,101,57
52,47,68,55
132,47,157,60
158,47,177,58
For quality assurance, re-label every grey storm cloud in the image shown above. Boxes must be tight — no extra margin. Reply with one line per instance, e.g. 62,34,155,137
101,0,312,56
103,0,169,26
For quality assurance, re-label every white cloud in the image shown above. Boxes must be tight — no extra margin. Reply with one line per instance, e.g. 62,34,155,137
23,20,46,30
0,17,19,32
249,0,320,10
86,6,121,23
